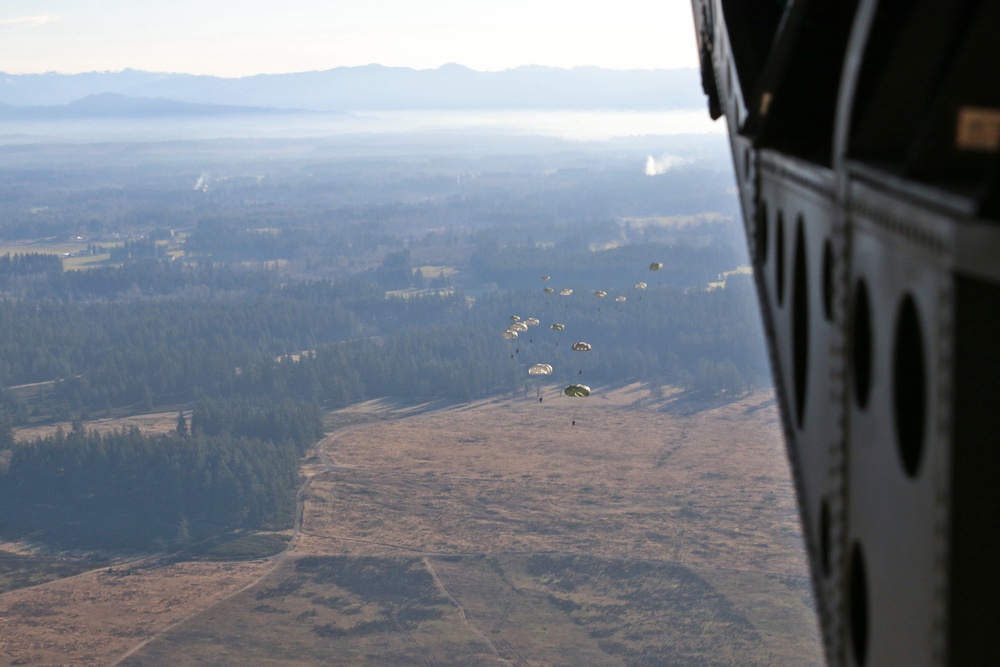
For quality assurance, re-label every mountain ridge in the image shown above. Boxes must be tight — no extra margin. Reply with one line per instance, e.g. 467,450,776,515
0,92,318,120
0,65,702,112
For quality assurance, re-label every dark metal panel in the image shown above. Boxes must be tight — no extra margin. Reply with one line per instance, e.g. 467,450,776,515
692,1,1000,665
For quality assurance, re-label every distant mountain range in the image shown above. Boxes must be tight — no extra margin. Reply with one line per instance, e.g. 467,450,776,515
0,65,702,115
0,93,311,120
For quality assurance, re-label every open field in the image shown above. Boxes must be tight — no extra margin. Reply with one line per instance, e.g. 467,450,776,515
297,385,806,576
0,386,821,665
0,559,274,667
121,553,819,667
114,385,822,666
0,239,122,270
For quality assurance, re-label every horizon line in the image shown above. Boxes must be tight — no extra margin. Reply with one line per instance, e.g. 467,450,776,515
1,63,699,79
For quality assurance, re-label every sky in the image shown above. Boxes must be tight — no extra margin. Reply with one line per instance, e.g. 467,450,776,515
0,1,699,77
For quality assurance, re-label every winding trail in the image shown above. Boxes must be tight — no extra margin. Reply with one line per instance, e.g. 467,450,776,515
423,556,509,665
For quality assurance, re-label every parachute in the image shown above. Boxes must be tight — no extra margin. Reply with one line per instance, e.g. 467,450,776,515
550,323,565,331
510,321,529,332
510,315,521,322
503,330,518,340
560,289,573,296
564,384,591,397
528,363,553,375
571,342,592,352
616,295,627,302
635,281,647,289
543,287,555,293
525,317,540,326
594,290,607,298
649,262,663,271
541,275,551,281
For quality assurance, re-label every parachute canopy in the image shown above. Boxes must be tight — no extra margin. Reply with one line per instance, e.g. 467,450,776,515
503,330,518,340
550,323,565,331
541,275,551,281
635,281,647,289
510,315,521,322
510,321,528,332
525,317,540,326
571,342,592,352
543,287,555,293
615,295,627,302
564,384,591,397
594,290,607,298
649,262,663,271
560,289,573,296
528,363,553,375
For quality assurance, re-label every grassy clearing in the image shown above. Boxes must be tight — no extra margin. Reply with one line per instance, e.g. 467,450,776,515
414,265,457,278
0,240,89,257
13,409,187,443
124,553,822,667
298,387,807,576
120,557,496,667
3,388,822,665
197,533,292,561
0,559,274,667
504,554,817,667
119,388,820,666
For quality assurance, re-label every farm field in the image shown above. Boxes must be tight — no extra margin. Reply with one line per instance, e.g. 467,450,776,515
113,385,823,666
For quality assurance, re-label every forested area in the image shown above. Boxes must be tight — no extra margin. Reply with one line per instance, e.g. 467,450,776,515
0,400,321,548
0,255,765,425
0,136,761,549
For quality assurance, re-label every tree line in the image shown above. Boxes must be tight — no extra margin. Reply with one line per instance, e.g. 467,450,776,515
0,398,321,549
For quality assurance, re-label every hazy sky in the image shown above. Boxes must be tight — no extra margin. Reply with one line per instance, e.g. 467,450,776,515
0,1,698,77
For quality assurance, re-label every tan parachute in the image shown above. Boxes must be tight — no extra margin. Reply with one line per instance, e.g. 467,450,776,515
564,384,591,397
503,330,518,340
543,287,555,293
571,342,592,352
594,290,607,298
528,363,553,375
635,281,647,289
560,289,573,296
616,295,627,302
510,315,521,322
510,321,528,333
525,317,540,326
550,323,565,331
649,262,663,271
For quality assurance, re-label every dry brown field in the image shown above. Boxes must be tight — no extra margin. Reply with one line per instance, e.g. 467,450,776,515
0,559,273,667
123,385,821,666
0,385,823,665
